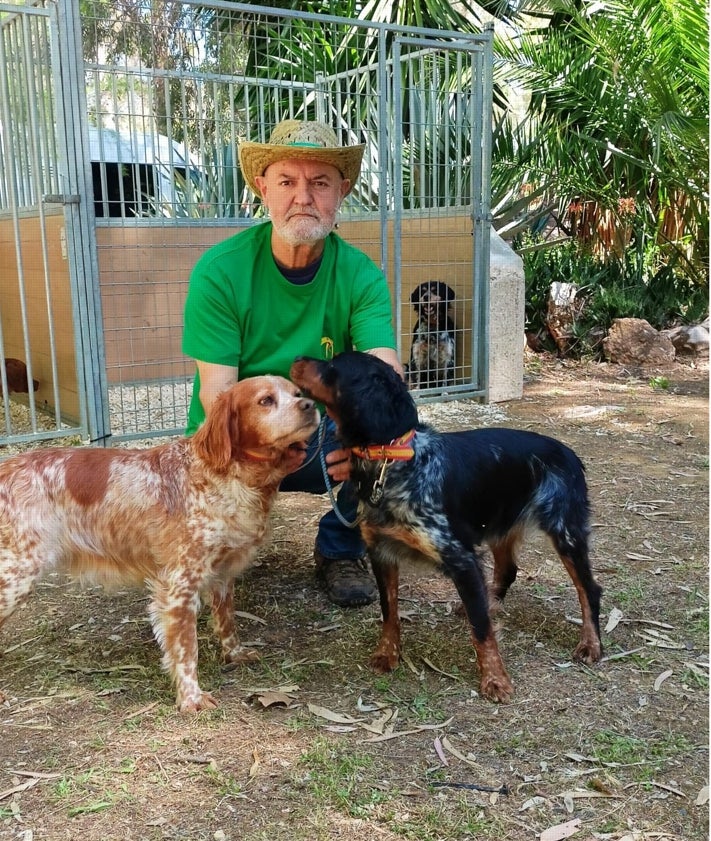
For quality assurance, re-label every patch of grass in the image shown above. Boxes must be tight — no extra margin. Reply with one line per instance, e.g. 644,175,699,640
52,768,131,818
291,737,506,839
649,375,670,390
388,799,503,839
609,581,646,610
296,737,381,817
591,730,650,765
203,763,245,798
589,729,694,782
681,664,709,690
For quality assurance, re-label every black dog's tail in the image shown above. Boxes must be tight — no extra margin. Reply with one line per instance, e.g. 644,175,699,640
531,454,590,551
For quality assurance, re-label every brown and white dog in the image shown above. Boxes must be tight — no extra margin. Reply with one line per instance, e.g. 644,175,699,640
0,376,318,712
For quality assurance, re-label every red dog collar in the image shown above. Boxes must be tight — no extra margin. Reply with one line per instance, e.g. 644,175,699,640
240,449,275,462
351,430,416,461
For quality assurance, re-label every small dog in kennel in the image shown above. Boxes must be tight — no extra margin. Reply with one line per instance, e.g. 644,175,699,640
407,281,456,388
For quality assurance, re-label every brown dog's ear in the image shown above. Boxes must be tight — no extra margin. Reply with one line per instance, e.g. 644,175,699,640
191,387,238,474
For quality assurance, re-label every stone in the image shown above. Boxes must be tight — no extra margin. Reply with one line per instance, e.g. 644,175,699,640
661,317,709,358
602,318,675,365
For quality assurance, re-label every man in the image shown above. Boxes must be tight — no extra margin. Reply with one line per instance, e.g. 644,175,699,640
183,119,402,607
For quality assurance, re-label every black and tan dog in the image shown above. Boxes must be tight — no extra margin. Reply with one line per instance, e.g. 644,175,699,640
407,281,456,388
290,351,602,703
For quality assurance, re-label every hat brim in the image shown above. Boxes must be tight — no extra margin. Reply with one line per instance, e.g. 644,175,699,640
238,142,365,199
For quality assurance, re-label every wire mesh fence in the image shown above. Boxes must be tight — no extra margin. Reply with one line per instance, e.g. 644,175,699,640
1,1,493,446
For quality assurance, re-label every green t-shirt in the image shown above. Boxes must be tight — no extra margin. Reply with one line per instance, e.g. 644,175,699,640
182,222,396,433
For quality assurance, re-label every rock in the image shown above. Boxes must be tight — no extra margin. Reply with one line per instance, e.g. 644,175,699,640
602,318,675,365
661,317,709,358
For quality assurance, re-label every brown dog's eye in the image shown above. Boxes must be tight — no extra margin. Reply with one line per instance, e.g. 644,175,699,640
259,395,275,407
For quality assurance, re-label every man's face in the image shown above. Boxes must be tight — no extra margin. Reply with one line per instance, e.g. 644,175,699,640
255,159,350,246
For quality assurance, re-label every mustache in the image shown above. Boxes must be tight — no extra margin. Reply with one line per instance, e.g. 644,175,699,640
285,209,321,221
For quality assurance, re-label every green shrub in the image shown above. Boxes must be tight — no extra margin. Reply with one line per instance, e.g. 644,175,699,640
520,237,708,357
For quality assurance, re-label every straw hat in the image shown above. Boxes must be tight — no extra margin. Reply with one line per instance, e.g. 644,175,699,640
238,120,365,198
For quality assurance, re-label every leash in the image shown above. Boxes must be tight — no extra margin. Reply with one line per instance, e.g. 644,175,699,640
302,414,327,471
319,438,362,529
317,424,417,527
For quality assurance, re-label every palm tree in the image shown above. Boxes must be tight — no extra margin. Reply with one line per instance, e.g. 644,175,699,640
495,0,709,281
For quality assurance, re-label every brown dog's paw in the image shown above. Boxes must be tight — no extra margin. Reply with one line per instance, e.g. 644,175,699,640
572,638,602,665
370,639,400,673
178,690,219,713
223,645,261,668
479,673,514,704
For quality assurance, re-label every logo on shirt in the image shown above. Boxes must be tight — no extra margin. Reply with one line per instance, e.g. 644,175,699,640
320,337,334,359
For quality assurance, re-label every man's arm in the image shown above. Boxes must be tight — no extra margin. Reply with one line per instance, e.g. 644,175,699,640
366,347,405,380
196,360,239,415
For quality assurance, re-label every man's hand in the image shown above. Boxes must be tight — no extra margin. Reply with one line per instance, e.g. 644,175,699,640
325,447,351,483
283,443,309,474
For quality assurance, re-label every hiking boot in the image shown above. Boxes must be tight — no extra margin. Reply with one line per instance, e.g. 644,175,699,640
314,548,377,607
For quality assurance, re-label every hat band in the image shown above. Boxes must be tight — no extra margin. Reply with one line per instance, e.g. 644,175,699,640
288,141,326,148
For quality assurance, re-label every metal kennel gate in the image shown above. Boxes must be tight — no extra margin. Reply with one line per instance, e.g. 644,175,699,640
0,0,107,446
0,1,493,447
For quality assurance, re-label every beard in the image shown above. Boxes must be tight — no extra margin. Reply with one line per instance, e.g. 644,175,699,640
273,211,335,245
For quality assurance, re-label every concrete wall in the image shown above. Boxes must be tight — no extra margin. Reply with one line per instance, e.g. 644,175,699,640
488,228,524,402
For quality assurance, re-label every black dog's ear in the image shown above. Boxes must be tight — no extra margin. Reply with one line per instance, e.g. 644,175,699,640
437,282,456,303
410,284,423,305
329,353,418,446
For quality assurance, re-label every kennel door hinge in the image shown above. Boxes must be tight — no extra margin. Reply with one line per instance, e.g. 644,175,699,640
43,194,80,205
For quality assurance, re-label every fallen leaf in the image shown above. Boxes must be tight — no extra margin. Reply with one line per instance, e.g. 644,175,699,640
0,778,39,801
695,784,709,805
422,657,459,679
356,697,386,713
433,737,449,766
605,607,624,633
564,752,596,763
234,610,267,625
635,630,685,650
360,728,429,743
5,770,62,780
600,646,645,662
520,795,547,811
307,703,363,724
249,691,296,708
539,818,582,841
441,736,475,765
359,717,453,744
401,651,424,678
653,669,673,691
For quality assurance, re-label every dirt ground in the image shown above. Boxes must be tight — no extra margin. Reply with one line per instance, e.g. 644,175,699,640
1,355,708,841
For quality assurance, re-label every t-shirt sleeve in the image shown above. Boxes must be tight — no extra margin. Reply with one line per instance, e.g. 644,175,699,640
182,258,242,367
347,254,397,352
